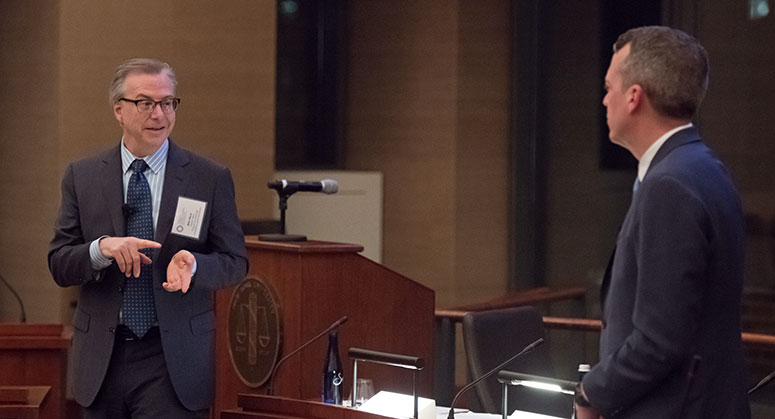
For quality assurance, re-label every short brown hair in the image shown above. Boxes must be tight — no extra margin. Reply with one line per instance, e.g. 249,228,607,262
614,26,709,119
109,58,176,104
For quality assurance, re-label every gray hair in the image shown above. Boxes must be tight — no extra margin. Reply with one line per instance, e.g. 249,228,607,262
109,58,177,104
613,26,709,120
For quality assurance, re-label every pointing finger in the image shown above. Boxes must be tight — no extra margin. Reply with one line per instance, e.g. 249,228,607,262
138,240,162,249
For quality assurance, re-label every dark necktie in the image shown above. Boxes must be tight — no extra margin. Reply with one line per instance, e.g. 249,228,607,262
123,159,157,338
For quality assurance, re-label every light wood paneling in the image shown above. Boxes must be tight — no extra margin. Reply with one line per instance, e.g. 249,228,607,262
0,0,277,323
454,0,511,305
57,0,276,220
346,1,459,302
345,0,511,307
0,1,64,323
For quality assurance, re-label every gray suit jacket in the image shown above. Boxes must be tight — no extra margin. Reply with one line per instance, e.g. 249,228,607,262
48,140,248,410
583,127,751,418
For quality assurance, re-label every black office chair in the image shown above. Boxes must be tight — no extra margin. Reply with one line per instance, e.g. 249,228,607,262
462,306,572,418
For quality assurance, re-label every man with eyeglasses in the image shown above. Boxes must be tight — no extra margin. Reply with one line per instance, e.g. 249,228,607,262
49,58,248,418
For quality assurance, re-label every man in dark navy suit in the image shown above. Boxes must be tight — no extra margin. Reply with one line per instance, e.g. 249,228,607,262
49,58,248,418
574,27,751,418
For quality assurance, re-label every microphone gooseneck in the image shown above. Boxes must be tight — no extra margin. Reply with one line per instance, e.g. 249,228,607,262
266,315,348,396
447,337,544,419
0,271,26,323
749,368,775,395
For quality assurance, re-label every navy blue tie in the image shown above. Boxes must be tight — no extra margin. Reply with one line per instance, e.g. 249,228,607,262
123,159,157,338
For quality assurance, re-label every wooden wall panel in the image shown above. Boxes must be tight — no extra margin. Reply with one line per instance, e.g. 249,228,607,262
345,1,459,303
454,0,511,304
345,0,512,307
0,0,277,323
0,1,64,323
57,0,276,221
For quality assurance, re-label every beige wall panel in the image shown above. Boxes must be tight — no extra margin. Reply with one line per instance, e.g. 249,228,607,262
346,1,459,294
58,0,276,221
451,0,511,307
0,1,63,323
346,0,512,308
0,0,276,323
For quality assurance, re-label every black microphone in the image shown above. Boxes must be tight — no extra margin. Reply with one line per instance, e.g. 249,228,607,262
267,179,339,195
266,315,348,396
122,203,133,218
0,270,26,323
749,368,775,395
447,338,544,419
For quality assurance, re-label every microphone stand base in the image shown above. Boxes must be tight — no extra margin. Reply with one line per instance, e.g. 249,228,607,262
258,233,307,242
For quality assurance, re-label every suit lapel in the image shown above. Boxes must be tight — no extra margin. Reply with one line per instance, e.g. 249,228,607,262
600,128,702,314
100,146,126,237
600,246,616,313
155,140,191,246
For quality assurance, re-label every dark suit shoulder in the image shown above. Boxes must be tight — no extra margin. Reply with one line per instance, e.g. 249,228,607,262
64,145,121,184
168,140,229,174
648,139,731,187
68,145,118,166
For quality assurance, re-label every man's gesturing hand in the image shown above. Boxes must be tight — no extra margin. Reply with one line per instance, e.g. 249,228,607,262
99,237,162,278
164,250,194,294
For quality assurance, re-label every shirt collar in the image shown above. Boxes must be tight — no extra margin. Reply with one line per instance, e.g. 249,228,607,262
120,138,169,175
637,123,693,181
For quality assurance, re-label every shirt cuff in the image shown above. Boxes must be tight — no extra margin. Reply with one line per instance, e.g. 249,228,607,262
89,236,114,270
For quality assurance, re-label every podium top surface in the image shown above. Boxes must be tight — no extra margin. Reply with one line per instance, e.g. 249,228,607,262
0,324,70,350
0,324,62,337
246,237,364,254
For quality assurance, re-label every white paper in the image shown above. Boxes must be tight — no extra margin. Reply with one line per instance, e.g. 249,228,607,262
171,196,207,239
360,391,435,419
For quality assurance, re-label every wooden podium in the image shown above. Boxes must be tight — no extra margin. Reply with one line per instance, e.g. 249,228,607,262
0,386,50,418
214,238,435,416
0,324,70,419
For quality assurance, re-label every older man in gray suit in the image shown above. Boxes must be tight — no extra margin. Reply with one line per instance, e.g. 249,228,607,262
574,27,750,418
49,58,248,418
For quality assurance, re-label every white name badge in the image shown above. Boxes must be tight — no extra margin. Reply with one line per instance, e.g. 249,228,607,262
171,196,207,240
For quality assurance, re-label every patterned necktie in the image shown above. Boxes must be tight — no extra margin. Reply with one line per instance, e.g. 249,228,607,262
123,159,157,338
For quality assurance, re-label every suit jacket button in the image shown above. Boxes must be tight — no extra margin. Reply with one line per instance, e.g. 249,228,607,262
109,327,116,334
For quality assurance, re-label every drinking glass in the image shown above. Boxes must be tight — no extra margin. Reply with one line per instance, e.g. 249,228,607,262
350,378,375,407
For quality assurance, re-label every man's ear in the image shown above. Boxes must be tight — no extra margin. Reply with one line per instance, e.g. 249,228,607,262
113,102,124,126
627,84,644,114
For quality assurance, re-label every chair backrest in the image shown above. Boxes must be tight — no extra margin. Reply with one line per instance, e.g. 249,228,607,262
462,306,572,418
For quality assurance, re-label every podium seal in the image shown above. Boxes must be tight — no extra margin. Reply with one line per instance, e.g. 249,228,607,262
227,276,282,387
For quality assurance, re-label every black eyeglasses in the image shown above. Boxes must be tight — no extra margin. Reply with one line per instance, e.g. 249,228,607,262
119,97,181,113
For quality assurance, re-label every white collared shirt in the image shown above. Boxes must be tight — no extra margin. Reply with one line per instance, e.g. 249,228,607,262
637,123,693,182
89,139,169,269
120,138,169,231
